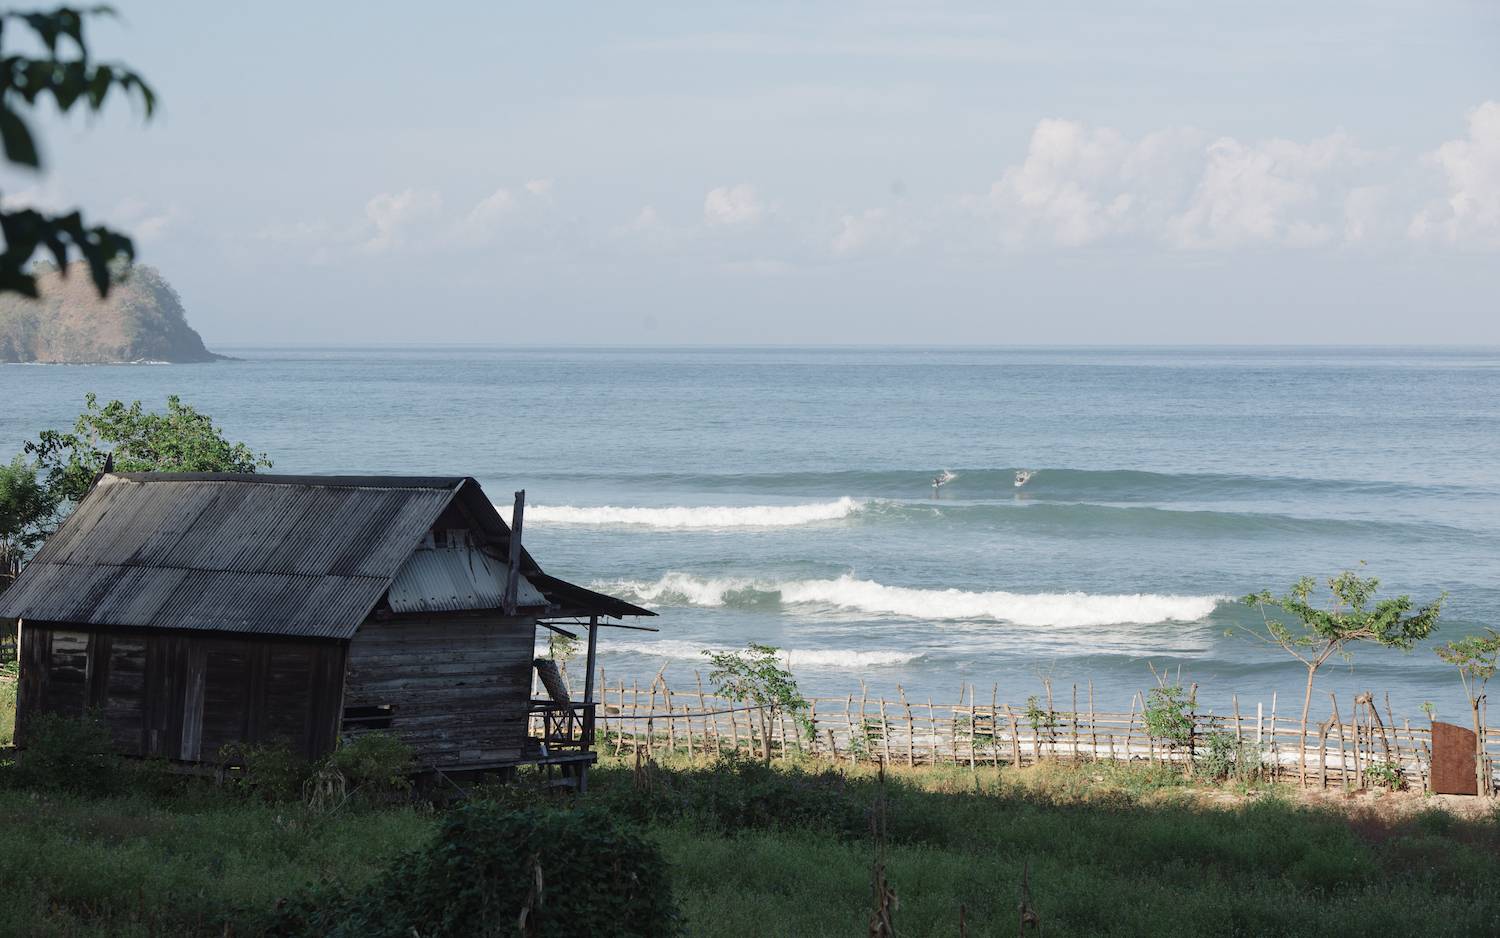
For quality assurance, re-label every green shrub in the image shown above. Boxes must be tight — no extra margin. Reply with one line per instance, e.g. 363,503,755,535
1195,731,1263,783
598,751,867,839
219,742,310,803
1024,695,1058,742
330,732,415,800
0,679,14,747
3,710,121,795
268,804,680,937
1365,760,1407,791
1143,683,1194,750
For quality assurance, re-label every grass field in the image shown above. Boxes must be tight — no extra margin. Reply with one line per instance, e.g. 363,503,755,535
1,746,1498,936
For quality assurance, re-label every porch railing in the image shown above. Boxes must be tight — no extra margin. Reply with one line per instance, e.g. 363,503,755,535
528,701,596,752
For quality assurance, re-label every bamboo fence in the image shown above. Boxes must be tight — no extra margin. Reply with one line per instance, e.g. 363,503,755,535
548,671,1500,791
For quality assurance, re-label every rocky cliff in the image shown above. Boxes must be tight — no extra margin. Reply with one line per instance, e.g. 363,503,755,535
0,262,222,363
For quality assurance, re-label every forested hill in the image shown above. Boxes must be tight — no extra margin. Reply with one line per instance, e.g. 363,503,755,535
0,262,222,363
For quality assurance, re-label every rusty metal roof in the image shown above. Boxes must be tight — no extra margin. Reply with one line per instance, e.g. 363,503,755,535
0,472,652,638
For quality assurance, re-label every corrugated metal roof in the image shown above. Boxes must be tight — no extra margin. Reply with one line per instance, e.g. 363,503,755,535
0,472,653,636
387,545,547,614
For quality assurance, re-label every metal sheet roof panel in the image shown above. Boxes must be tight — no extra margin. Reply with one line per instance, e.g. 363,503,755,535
0,472,650,633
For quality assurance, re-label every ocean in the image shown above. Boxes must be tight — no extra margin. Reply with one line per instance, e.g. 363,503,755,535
5,346,1498,721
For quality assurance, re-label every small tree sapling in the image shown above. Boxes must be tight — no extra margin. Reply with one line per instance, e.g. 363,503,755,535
1243,568,1444,786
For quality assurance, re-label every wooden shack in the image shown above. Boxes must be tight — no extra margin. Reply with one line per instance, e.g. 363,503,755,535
0,472,652,783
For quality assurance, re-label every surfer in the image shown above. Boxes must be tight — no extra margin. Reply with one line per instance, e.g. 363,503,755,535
932,469,957,494
1014,469,1033,488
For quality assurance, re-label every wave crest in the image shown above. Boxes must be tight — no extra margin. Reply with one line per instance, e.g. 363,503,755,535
604,639,919,669
599,573,1226,627
502,497,864,529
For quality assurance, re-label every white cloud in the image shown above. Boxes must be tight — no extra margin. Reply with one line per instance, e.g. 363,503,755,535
831,208,890,256
1409,101,1500,246
1167,133,1361,249
524,178,554,196
704,183,764,226
978,119,1370,250
1343,186,1386,243
362,188,442,252
979,120,1201,246
459,187,515,237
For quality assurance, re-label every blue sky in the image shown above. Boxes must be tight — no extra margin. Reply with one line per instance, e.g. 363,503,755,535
3,1,1497,345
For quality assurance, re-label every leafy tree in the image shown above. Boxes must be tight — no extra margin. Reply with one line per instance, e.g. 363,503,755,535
0,453,53,566
10,392,269,551
1243,568,1444,785
1435,630,1500,797
1,5,157,297
704,642,809,762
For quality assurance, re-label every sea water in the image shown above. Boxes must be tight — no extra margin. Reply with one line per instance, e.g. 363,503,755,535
5,346,1498,720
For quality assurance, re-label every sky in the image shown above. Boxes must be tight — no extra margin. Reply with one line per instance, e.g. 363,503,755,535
2,1,1498,346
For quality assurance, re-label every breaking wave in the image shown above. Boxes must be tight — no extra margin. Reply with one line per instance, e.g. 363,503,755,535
605,639,920,669
503,497,864,529
598,573,1226,627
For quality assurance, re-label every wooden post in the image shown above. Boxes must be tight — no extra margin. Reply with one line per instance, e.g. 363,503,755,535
1356,696,1368,792
1088,681,1097,761
1317,718,1329,789
1330,694,1346,786
662,678,676,755
844,694,856,765
991,684,1001,768
503,490,525,615
1071,684,1080,762
583,616,599,704
695,671,716,755
1127,693,1141,763
1008,707,1022,766
1232,694,1242,743
968,685,977,770
898,686,915,768
880,696,892,765
1268,692,1278,780
1140,691,1155,767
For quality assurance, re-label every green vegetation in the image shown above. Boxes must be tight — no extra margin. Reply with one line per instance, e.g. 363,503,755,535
1435,629,1500,797
0,6,157,298
1243,568,1445,781
704,642,811,759
269,804,679,938
1,716,1498,937
1142,674,1195,755
0,393,270,560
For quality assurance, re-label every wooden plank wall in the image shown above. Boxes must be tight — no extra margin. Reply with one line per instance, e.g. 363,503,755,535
16,622,343,762
344,614,535,769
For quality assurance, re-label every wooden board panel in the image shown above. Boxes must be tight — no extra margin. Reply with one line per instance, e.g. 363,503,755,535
45,630,89,714
103,639,147,754
199,642,250,761
345,615,535,764
1431,721,1479,796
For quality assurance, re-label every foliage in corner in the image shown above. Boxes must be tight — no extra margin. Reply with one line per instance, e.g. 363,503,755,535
704,642,811,756
0,6,157,297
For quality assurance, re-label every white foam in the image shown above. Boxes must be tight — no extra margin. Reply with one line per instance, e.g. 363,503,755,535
605,639,918,669
602,573,1225,627
499,497,864,529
